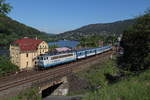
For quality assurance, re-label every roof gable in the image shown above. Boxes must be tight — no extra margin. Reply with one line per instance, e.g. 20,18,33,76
12,38,43,51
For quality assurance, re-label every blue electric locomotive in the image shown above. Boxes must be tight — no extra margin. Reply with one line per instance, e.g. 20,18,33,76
37,51,76,68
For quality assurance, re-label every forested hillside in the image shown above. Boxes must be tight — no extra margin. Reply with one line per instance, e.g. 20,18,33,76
57,19,135,40
0,15,54,47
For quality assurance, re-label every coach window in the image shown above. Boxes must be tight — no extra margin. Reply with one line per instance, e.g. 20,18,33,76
79,53,81,55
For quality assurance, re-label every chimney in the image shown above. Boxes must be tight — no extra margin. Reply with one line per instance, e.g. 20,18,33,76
35,36,38,40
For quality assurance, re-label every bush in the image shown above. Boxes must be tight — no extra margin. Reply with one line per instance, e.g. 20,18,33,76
0,56,19,76
78,59,119,91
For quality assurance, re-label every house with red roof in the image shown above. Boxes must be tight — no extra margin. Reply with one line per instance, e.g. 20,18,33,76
10,37,49,69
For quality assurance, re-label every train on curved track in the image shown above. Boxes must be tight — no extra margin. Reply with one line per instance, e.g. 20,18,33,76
37,46,112,69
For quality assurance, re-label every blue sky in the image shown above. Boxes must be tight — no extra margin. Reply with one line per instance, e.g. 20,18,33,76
8,0,150,34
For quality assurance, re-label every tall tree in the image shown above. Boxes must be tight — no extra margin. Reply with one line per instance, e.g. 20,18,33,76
118,10,150,71
0,0,12,15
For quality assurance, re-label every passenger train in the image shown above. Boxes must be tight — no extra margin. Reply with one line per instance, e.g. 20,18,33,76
37,46,112,69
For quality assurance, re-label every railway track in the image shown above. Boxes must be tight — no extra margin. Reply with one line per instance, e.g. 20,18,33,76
0,51,113,92
0,67,69,92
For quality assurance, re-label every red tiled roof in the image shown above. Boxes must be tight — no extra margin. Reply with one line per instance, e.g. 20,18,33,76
12,38,43,52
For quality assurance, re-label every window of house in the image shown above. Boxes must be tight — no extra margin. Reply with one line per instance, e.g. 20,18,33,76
26,62,28,67
26,53,28,57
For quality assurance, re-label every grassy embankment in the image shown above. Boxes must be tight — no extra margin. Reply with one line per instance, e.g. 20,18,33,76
70,58,150,100
3,88,41,100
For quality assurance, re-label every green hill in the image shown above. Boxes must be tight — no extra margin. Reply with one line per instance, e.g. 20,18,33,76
0,15,53,47
57,19,135,40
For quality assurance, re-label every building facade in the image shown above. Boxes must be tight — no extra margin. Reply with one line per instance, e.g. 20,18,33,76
10,37,49,70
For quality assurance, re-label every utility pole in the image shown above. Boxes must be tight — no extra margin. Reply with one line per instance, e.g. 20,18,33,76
117,34,122,53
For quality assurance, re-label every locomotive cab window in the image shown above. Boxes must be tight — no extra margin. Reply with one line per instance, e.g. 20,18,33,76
78,52,82,55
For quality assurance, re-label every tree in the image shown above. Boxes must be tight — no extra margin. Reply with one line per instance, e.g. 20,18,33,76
0,0,12,15
118,10,150,71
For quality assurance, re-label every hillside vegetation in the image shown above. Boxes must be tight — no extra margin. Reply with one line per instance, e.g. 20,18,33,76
57,19,135,40
0,15,54,47
79,60,150,100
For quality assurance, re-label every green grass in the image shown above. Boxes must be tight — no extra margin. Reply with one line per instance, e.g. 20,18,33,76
2,88,41,100
80,59,150,100
78,59,119,89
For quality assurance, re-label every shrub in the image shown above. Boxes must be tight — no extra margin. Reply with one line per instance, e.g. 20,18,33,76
0,56,19,76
